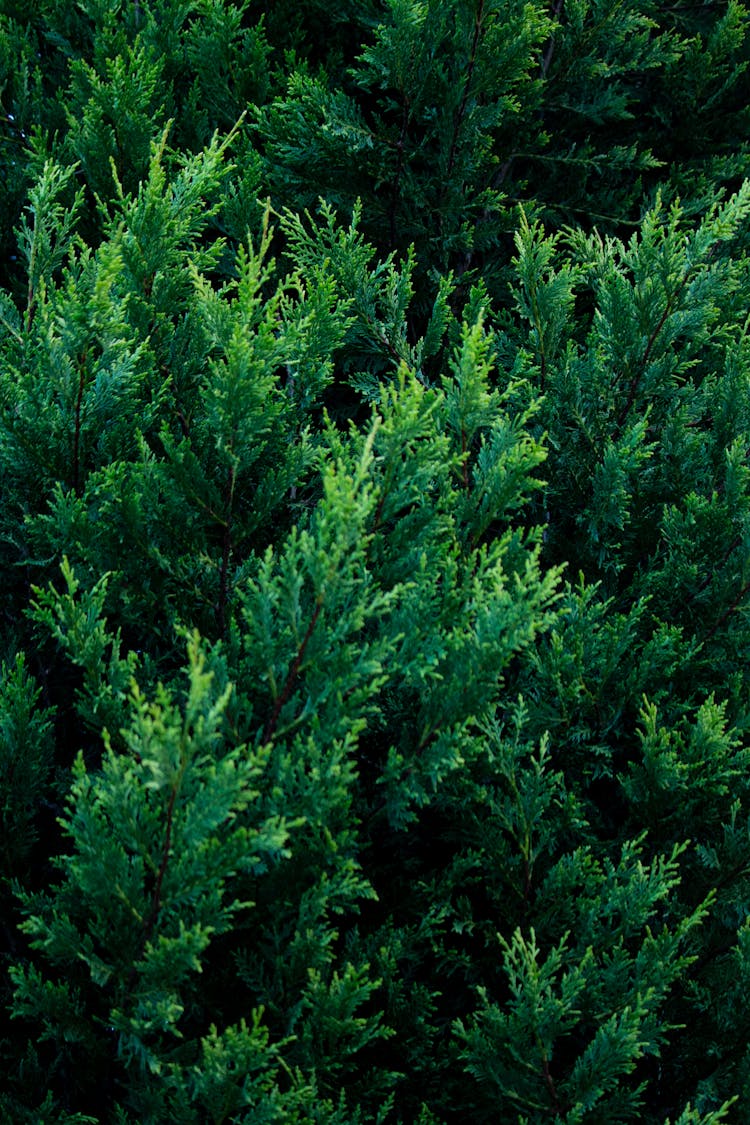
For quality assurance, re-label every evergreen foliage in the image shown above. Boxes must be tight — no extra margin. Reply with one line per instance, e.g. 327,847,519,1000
1,0,750,1121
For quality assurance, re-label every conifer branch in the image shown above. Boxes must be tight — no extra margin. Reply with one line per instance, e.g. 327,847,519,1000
389,97,410,249
142,779,179,946
0,309,21,345
689,937,738,981
174,404,190,439
530,298,548,391
541,0,565,78
458,156,517,276
124,769,182,999
262,595,324,744
522,855,533,919
461,427,470,489
360,306,404,367
693,536,742,599
25,268,36,335
615,271,690,430
539,1041,564,1114
379,333,403,366
446,1,486,184
216,463,237,639
372,470,392,532
640,302,676,373
72,349,88,497
702,579,750,646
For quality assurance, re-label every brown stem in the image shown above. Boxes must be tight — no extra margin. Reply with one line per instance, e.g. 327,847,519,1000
372,477,390,532
493,156,516,192
541,0,565,78
174,405,190,439
616,272,690,430
262,596,324,744
142,781,178,945
216,463,236,639
540,1045,563,1115
379,328,404,366
360,306,404,367
461,427,470,489
445,0,486,184
522,854,532,916
457,157,517,278
160,363,191,438
72,349,88,497
124,774,181,996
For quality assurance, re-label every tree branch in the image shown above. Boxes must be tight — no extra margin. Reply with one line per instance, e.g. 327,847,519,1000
389,96,410,250
142,780,179,945
445,0,486,184
541,0,566,78
262,595,324,744
616,271,691,430
702,579,750,646
216,463,237,639
72,348,88,497
539,1042,564,1115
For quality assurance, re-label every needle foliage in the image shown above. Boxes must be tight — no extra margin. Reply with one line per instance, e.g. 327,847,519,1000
1,1,750,1122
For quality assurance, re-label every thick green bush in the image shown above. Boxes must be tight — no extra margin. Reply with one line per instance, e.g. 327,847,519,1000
1,1,750,1121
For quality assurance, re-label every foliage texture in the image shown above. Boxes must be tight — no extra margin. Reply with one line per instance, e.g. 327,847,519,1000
1,1,750,1122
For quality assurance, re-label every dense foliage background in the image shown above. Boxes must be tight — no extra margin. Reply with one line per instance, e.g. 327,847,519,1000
2,1,750,1121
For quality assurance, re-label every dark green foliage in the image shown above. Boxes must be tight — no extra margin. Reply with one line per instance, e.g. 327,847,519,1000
2,1,750,1122
0,653,55,880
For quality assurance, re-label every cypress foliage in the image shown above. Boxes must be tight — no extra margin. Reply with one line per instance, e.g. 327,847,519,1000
1,1,750,1122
